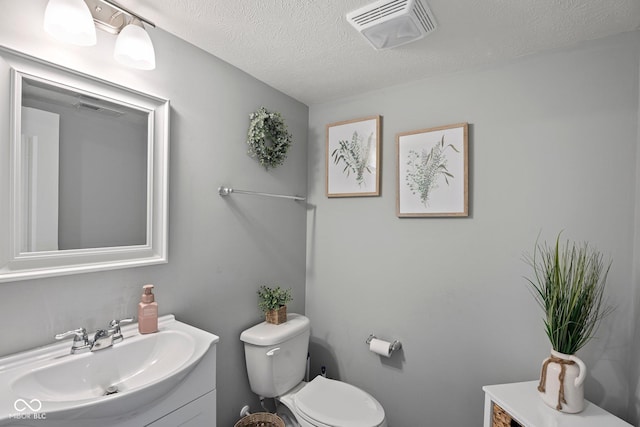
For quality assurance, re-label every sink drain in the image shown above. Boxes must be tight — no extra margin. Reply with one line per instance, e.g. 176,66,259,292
104,385,119,396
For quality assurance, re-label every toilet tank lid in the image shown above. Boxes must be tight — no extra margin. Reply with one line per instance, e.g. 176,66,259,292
240,313,310,346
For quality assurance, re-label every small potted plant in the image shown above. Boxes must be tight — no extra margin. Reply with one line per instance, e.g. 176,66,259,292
257,285,292,325
524,232,613,413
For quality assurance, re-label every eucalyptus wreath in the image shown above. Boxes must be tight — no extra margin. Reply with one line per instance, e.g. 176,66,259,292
247,107,292,170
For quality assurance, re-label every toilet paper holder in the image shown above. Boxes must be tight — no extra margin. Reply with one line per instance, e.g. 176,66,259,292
366,334,402,355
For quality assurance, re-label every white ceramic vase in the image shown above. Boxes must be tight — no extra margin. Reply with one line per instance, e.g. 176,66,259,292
538,349,586,413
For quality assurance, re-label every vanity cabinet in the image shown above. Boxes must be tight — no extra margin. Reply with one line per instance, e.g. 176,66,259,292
147,390,216,426
483,381,631,427
118,343,218,427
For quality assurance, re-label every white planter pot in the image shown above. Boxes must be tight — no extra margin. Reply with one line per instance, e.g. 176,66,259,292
538,349,586,413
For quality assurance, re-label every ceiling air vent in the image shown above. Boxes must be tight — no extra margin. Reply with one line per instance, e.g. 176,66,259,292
73,97,126,117
347,0,437,50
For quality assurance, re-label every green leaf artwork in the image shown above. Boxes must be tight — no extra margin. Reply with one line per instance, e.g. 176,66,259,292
405,135,459,206
330,131,374,187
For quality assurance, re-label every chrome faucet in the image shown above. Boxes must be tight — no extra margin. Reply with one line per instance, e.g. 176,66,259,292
108,318,134,344
90,329,112,351
54,327,90,354
55,318,134,354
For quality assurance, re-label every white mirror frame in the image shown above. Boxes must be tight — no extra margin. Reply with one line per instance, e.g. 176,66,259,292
0,49,169,282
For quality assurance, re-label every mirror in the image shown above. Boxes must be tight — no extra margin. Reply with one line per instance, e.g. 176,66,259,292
21,77,149,251
0,49,169,282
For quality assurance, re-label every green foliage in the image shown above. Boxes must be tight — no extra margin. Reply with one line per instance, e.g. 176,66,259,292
331,131,374,186
247,107,292,170
257,285,293,313
405,135,459,206
524,233,613,354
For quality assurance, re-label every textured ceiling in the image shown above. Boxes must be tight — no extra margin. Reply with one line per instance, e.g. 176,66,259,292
116,0,640,105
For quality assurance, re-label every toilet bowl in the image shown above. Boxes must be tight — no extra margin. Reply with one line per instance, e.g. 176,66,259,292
240,314,387,427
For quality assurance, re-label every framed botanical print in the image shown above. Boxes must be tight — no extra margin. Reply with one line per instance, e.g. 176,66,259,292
396,123,468,217
326,116,381,197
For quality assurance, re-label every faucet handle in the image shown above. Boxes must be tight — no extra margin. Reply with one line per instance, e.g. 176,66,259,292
55,327,87,341
109,317,134,343
109,317,134,328
55,328,90,354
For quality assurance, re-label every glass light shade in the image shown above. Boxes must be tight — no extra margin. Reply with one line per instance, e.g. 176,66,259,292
114,23,156,70
43,0,96,46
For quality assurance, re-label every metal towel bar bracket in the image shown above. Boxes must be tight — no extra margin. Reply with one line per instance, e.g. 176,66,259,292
218,186,306,202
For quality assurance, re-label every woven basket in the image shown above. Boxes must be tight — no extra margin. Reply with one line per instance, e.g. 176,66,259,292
234,412,285,427
492,403,522,427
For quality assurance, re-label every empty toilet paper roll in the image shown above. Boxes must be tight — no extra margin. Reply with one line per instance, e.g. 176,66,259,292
369,338,392,357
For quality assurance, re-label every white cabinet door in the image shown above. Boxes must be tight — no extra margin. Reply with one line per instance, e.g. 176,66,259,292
147,390,216,427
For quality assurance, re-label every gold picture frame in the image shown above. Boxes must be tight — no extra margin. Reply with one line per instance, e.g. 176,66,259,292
326,116,381,197
396,123,468,217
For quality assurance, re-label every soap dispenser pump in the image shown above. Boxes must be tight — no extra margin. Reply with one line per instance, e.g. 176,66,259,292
138,284,158,334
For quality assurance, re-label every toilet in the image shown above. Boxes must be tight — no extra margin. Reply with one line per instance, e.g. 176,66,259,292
240,313,387,427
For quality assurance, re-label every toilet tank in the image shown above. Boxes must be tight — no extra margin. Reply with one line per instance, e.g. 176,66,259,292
240,313,310,397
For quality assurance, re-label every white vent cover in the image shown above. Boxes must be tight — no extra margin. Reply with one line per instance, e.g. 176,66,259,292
347,0,437,50
73,97,126,117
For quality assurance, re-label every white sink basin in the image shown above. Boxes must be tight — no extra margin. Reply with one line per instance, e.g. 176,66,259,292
0,315,218,422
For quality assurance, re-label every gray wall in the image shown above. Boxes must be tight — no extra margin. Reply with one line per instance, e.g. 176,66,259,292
629,42,640,427
0,1,308,425
306,32,640,426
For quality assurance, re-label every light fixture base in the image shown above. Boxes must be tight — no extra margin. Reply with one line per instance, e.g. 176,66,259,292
83,0,155,34
84,0,127,34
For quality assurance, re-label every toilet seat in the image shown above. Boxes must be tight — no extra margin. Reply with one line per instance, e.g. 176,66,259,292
292,376,385,427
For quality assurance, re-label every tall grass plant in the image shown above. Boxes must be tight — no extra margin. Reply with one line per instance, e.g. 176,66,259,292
524,233,613,355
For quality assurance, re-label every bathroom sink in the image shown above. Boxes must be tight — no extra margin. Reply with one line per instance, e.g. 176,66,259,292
0,315,218,422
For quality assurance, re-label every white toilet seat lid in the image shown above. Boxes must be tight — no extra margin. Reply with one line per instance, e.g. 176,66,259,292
293,376,385,427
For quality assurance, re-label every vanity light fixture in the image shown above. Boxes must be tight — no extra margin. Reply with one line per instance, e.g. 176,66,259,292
114,18,156,70
43,0,156,70
44,0,97,46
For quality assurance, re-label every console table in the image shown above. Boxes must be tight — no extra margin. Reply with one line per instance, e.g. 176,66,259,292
483,381,632,427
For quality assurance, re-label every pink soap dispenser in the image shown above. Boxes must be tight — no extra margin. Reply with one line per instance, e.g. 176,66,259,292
138,284,158,334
